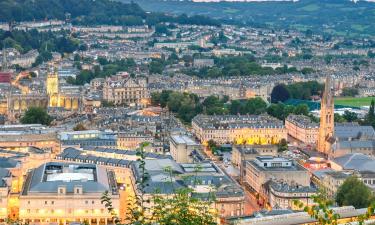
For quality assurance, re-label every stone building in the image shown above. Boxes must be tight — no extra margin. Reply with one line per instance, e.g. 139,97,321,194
19,162,120,225
192,114,287,145
103,75,149,107
285,114,319,144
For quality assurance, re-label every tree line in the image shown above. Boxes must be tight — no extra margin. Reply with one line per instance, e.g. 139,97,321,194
271,81,324,103
151,90,312,123
67,57,136,85
0,0,220,27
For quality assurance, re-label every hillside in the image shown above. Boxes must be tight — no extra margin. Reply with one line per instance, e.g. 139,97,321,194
0,0,219,26
123,0,375,37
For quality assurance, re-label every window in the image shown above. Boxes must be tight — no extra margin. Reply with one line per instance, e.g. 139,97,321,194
76,188,80,194
92,201,95,204
51,201,54,205
45,201,47,205
85,200,88,204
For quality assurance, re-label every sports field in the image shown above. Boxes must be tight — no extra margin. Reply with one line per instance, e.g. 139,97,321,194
334,97,374,108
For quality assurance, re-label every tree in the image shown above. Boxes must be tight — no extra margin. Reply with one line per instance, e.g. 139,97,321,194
342,110,358,122
341,87,358,97
294,192,340,225
271,84,290,103
336,176,374,209
20,107,52,125
114,142,217,225
363,99,375,128
73,123,87,131
207,139,218,153
278,138,288,152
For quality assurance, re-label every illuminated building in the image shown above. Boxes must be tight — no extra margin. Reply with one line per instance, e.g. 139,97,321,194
19,162,119,225
103,75,149,107
46,66,81,110
59,130,117,149
0,168,11,222
0,124,59,153
317,76,334,155
285,114,318,144
192,115,287,145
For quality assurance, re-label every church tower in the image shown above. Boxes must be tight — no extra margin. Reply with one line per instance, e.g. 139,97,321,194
317,76,335,155
46,65,59,107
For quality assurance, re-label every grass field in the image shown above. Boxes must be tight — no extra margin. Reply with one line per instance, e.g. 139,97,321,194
334,97,375,107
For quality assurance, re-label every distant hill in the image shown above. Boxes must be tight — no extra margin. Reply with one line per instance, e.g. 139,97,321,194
123,0,375,37
0,0,220,26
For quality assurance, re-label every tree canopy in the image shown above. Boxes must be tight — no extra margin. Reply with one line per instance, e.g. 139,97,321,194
336,176,374,209
20,107,52,125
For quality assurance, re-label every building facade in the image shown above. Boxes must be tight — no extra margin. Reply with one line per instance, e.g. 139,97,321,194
244,156,310,194
192,115,287,145
169,135,202,163
285,114,319,144
103,76,149,106
19,162,120,225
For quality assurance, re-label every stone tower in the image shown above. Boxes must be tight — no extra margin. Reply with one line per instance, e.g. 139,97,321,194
317,75,335,155
46,65,59,107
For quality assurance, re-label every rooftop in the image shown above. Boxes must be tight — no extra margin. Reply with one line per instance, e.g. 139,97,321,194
22,162,118,195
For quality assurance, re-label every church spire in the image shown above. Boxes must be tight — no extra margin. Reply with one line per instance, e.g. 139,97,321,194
317,75,335,156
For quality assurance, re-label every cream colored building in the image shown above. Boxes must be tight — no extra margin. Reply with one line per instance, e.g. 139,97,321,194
285,114,319,144
0,168,10,222
19,162,120,225
244,156,310,194
117,131,154,150
103,76,149,106
266,181,316,210
170,135,201,163
232,145,278,169
0,128,60,153
192,115,287,145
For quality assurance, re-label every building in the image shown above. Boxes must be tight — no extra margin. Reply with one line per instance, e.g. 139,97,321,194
0,168,11,221
0,124,59,153
244,156,310,194
131,159,245,219
192,115,287,145
331,123,375,157
232,145,278,169
265,180,317,210
103,75,149,107
117,131,154,150
285,115,318,144
169,135,202,163
193,58,214,68
320,171,349,198
19,162,120,225
330,153,375,172
317,76,335,155
230,206,369,225
59,130,117,149
46,66,81,111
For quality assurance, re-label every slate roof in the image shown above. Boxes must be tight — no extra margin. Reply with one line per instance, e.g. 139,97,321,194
332,153,375,172
22,162,115,195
